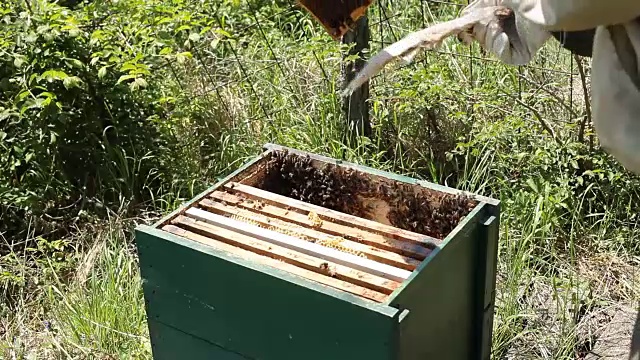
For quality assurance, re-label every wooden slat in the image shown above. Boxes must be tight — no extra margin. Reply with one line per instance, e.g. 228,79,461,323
184,208,412,282
198,198,422,271
170,215,399,294
161,224,389,303
206,192,432,260
225,182,441,246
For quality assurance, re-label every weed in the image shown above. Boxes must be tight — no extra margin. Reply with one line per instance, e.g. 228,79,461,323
1,0,639,358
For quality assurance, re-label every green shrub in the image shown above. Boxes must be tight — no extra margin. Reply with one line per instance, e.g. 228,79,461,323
0,0,223,241
448,115,640,252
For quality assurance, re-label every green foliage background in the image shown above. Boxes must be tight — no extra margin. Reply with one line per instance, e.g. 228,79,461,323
1,0,639,358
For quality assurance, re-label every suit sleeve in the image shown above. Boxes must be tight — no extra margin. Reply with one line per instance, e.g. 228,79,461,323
588,22,640,174
505,0,640,31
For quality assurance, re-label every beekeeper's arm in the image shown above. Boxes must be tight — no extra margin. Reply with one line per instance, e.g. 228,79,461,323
462,0,640,174
502,0,640,32
461,0,640,64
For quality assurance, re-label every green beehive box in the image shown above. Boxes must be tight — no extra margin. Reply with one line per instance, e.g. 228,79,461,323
135,143,500,360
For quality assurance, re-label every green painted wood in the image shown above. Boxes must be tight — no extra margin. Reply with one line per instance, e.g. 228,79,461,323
138,225,396,315
147,320,250,360
388,204,489,360
136,226,404,360
477,211,500,360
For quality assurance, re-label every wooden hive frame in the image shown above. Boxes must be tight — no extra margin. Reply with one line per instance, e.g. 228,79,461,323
136,143,501,360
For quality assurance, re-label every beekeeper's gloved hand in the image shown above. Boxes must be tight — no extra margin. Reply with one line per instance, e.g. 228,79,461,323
461,0,640,175
458,0,551,65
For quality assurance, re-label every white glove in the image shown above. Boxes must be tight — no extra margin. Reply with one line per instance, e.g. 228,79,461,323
459,0,551,65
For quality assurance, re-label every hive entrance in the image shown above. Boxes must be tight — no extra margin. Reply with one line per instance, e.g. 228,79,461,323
161,150,477,303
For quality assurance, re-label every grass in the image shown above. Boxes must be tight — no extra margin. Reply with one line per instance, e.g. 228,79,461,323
1,0,640,359
1,219,151,359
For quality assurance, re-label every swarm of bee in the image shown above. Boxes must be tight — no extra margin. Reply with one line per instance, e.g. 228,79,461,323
259,150,369,217
258,150,476,239
229,214,365,257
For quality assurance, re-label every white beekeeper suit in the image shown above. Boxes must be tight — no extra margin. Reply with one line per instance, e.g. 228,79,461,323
462,0,640,175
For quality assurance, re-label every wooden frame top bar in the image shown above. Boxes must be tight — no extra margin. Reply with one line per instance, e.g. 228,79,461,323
225,182,442,247
185,207,412,282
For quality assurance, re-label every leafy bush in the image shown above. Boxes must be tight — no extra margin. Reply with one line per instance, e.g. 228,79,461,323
448,114,640,251
0,0,224,241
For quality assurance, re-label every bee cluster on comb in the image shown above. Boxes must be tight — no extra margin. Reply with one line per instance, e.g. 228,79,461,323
316,236,366,258
258,150,475,239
